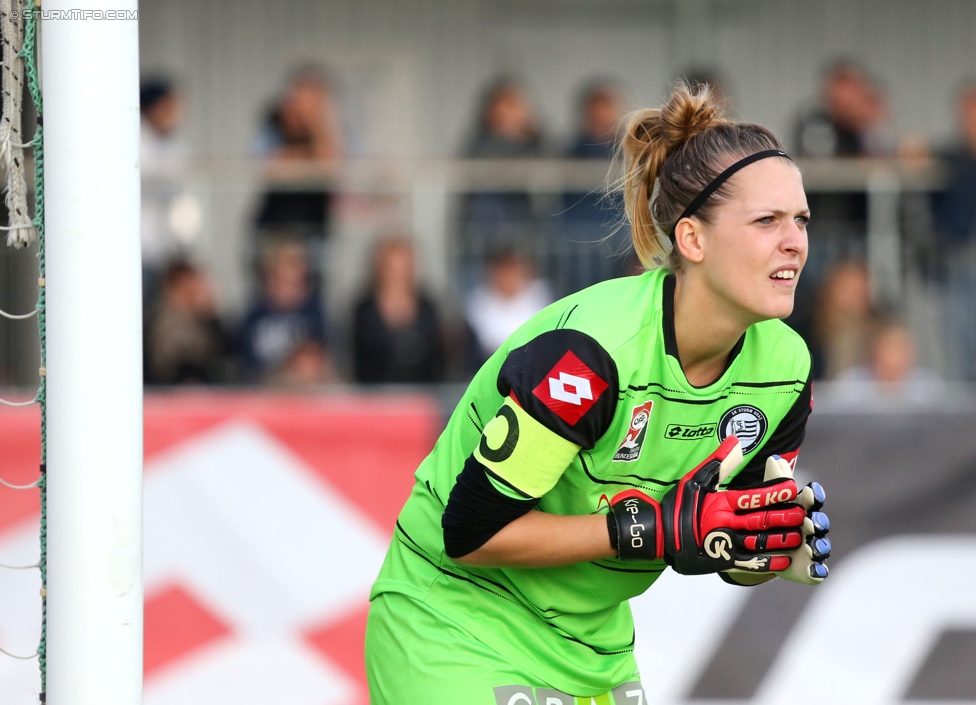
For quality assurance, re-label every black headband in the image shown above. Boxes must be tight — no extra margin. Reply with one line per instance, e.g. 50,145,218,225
667,149,792,240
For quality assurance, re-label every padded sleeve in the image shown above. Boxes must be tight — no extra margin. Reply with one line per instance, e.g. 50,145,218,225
496,329,619,449
441,329,619,559
442,395,585,558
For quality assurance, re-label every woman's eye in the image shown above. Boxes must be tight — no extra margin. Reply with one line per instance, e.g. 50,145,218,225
756,216,774,224
795,215,810,226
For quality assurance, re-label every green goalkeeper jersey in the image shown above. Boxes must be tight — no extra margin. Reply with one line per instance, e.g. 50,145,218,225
370,267,812,696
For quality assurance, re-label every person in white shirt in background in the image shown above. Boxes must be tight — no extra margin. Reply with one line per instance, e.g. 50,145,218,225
464,247,553,374
140,77,199,307
833,317,946,407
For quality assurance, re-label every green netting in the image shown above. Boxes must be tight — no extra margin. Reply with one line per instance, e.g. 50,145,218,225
20,0,46,697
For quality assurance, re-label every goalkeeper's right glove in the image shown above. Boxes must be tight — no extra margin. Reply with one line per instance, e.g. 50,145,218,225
753,453,831,585
607,437,807,576
716,454,831,585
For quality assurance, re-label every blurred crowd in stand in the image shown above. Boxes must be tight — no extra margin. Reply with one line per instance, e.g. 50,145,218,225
139,59,976,401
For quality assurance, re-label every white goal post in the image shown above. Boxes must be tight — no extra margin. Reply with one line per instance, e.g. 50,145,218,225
43,2,143,704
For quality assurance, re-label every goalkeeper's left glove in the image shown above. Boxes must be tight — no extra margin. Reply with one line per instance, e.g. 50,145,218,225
607,437,807,576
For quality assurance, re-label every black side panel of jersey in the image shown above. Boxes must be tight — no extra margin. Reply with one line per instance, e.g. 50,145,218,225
727,373,813,488
497,329,619,449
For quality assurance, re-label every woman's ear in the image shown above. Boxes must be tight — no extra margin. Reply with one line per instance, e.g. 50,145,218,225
673,217,705,264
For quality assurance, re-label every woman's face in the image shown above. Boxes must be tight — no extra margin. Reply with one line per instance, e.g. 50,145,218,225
693,158,809,326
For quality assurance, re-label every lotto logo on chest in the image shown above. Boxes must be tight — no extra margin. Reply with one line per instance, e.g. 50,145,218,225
664,422,716,441
531,350,609,425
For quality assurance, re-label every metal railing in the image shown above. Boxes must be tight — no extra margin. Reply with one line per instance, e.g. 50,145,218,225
6,156,966,384
145,155,945,306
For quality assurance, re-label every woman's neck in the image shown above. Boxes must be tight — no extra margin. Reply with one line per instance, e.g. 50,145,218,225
672,274,749,387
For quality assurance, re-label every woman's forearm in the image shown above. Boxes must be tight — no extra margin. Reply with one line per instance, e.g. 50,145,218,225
453,511,615,568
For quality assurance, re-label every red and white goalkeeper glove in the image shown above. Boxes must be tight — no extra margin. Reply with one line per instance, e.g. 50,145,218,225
607,437,809,576
758,454,830,585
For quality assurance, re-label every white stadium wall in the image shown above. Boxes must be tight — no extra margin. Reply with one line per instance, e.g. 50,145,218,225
139,0,976,160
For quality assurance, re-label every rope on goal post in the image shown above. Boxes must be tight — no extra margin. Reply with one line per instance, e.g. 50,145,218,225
0,0,46,698
0,0,36,248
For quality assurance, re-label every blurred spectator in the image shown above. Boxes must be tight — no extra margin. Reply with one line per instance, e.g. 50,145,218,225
558,79,628,295
931,79,976,379
268,341,333,387
140,77,194,306
352,236,446,384
236,238,334,384
467,77,544,160
793,61,895,249
810,259,875,380
464,248,552,374
932,79,976,246
834,318,944,405
461,77,545,233
566,80,625,160
794,59,894,159
145,259,229,386
789,61,894,346
253,65,343,241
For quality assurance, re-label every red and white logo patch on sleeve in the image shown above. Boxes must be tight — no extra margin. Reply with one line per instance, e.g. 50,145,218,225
531,350,609,425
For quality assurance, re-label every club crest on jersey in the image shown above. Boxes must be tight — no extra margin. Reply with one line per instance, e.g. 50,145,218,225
717,405,768,454
613,401,654,462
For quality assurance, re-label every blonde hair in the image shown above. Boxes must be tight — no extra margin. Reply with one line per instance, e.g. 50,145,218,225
618,82,786,271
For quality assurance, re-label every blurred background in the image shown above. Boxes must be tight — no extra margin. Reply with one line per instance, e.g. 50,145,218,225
3,0,976,391
2,1,976,703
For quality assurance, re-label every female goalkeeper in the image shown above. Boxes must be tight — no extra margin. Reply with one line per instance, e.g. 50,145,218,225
366,82,831,705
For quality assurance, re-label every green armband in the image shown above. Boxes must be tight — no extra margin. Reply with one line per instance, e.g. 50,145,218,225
473,397,580,498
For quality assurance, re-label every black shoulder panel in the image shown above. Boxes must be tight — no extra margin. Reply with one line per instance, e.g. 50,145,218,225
497,328,619,449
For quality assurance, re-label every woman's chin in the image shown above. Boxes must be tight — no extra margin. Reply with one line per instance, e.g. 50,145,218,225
770,301,796,321
746,299,795,324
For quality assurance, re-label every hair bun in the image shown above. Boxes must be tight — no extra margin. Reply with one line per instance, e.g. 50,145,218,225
660,83,724,147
